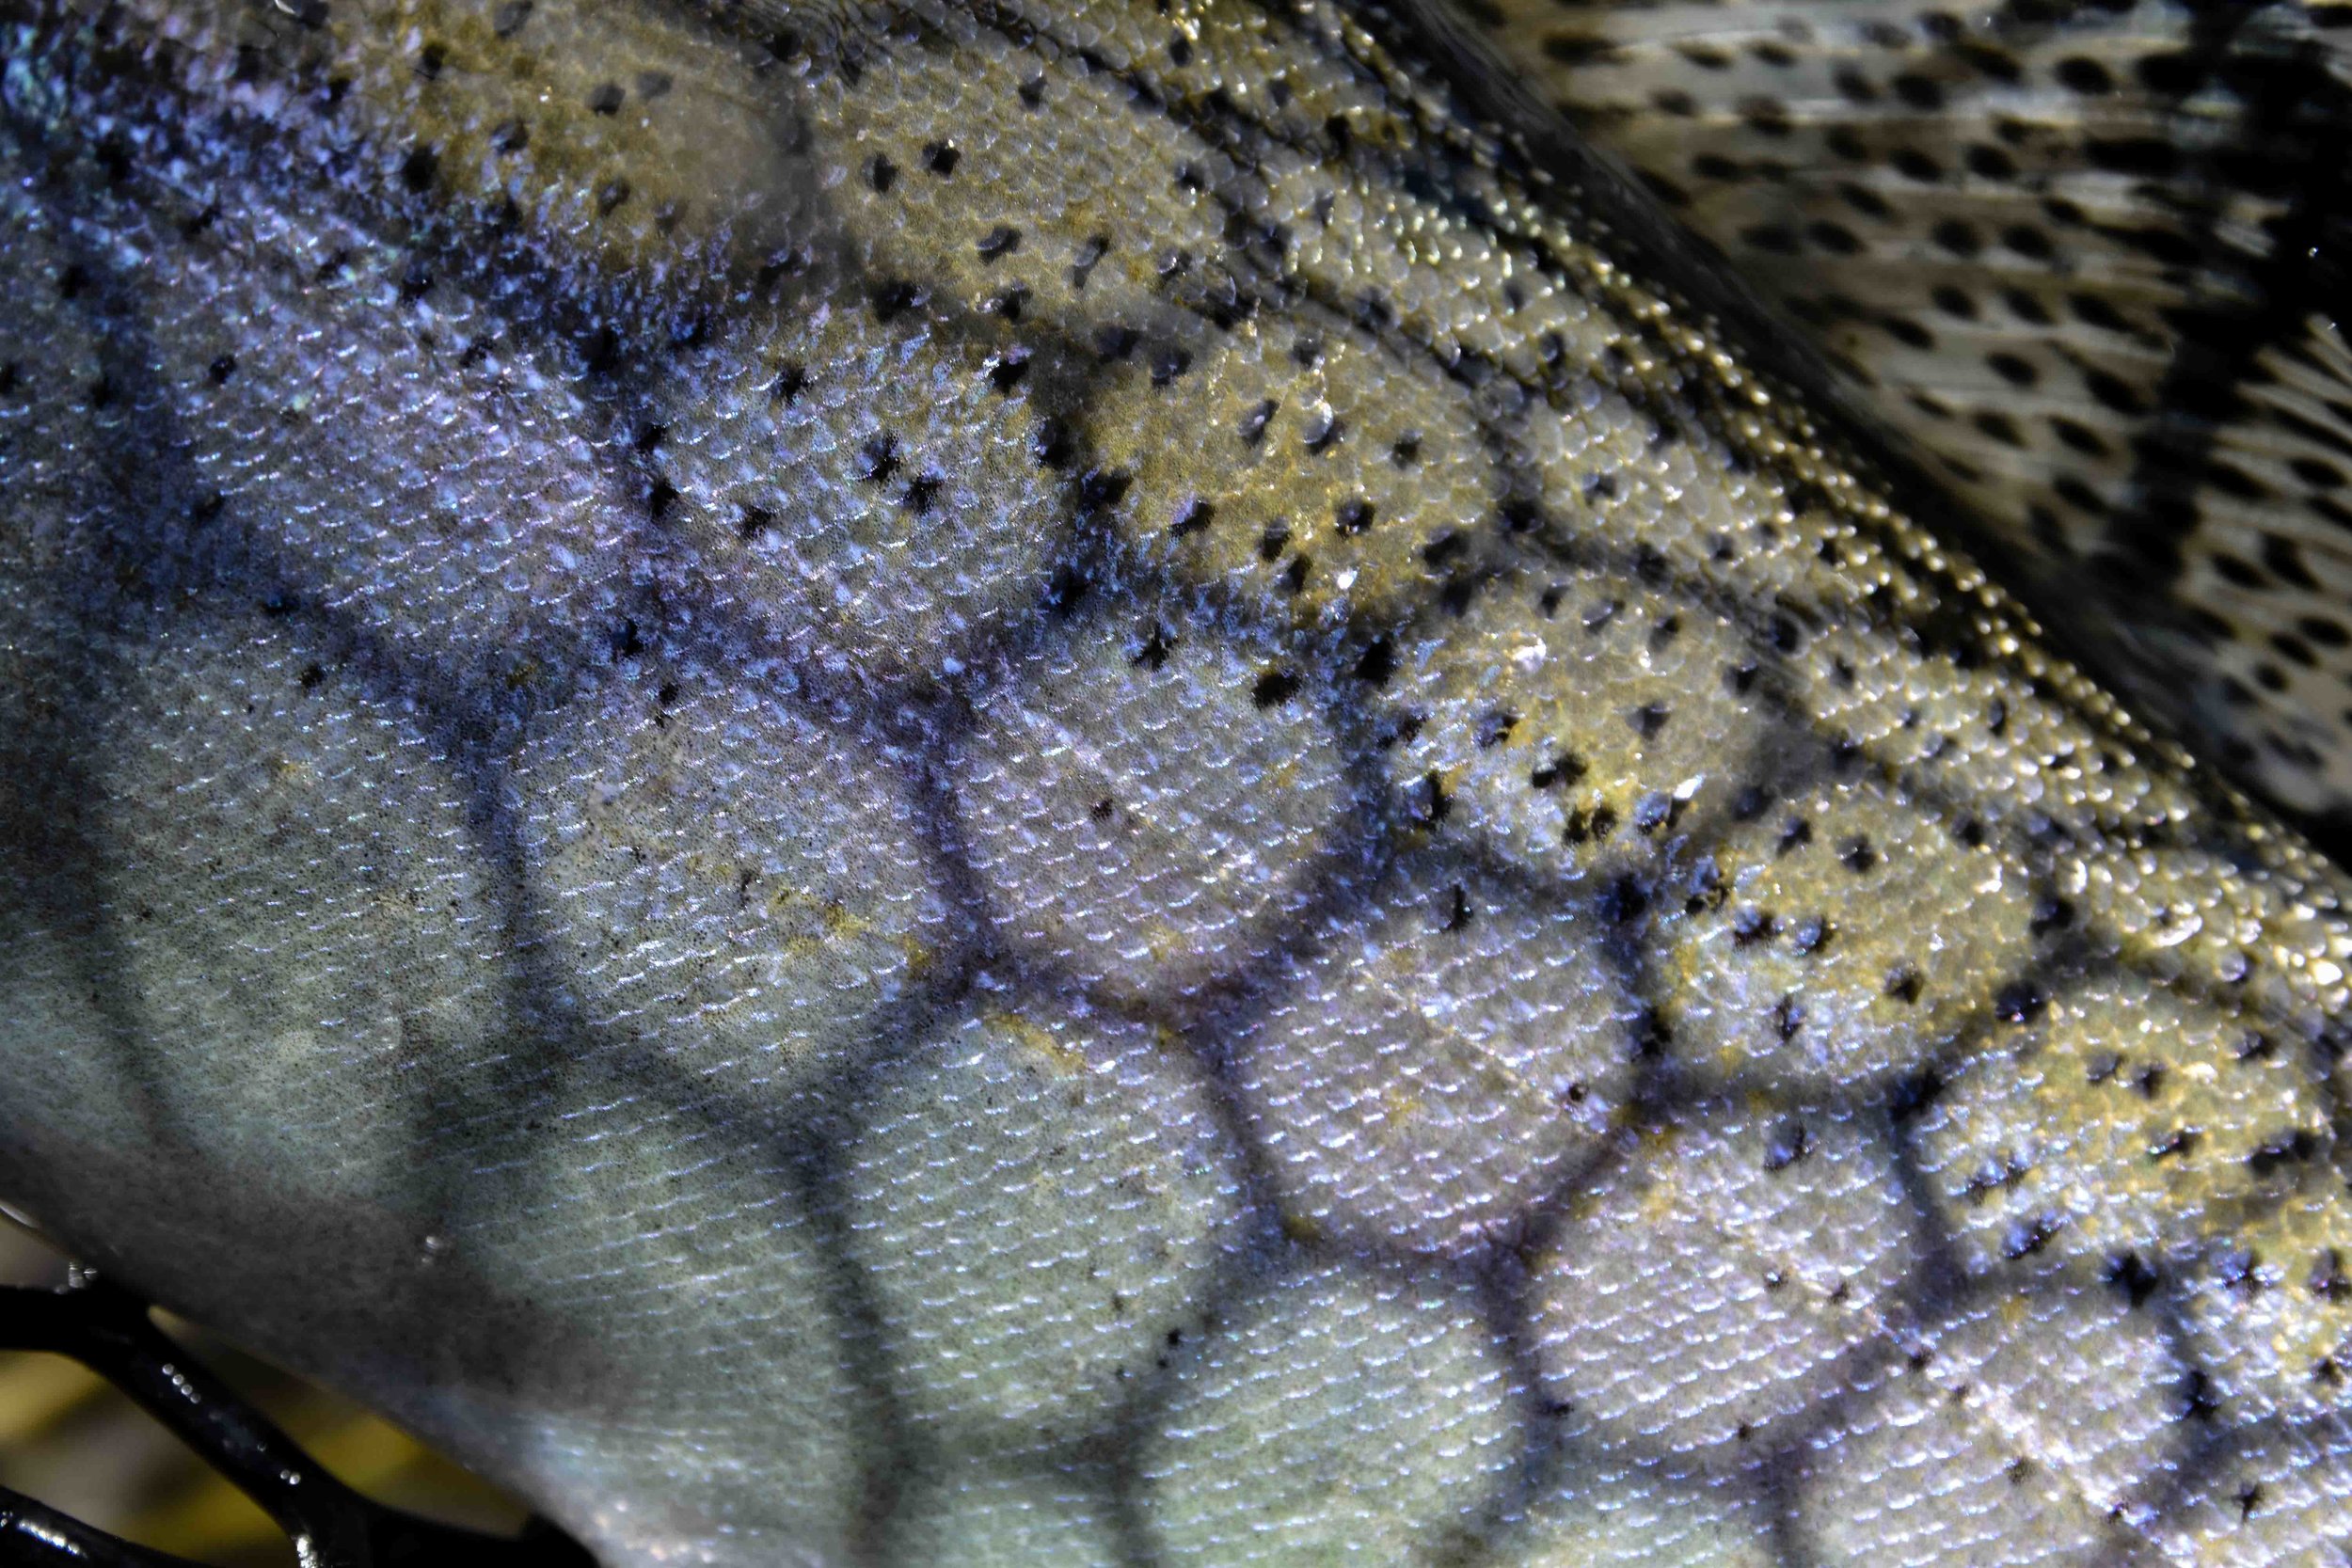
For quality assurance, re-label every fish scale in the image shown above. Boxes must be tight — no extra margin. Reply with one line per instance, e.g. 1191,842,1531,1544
0,1,2348,1565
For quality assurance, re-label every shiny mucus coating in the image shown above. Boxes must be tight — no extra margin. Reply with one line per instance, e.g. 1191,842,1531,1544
1,1,2350,1565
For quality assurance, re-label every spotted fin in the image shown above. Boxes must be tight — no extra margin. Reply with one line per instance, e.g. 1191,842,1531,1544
1456,0,2352,853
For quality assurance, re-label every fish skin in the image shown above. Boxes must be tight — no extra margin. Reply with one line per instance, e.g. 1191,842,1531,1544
0,2,2349,1566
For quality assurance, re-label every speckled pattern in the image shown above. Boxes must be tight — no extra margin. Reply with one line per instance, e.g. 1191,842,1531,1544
1455,0,2352,853
0,2,2349,1565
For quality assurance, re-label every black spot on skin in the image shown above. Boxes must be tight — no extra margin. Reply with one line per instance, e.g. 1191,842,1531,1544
1889,1066,1944,1121
922,141,961,176
1994,982,2045,1025
1348,639,1393,688
586,82,624,116
1529,752,1584,791
2056,56,2113,94
1251,669,1299,708
1763,1121,1811,1171
2002,225,2053,261
985,350,1030,394
2084,368,2143,415
1893,72,1945,109
206,355,236,386
1128,623,1172,672
2106,1252,2161,1307
1807,221,1861,256
2029,896,2074,935
399,144,438,193
1334,498,1375,535
1564,803,1617,845
1078,469,1132,512
1403,768,1450,829
1892,149,1943,182
1596,874,1648,925
2002,1213,2064,1259
1966,144,2017,179
2249,1131,2317,1178
1931,219,1981,258
976,225,1022,262
857,434,900,485
1630,791,1675,834
1883,964,1923,1004
900,474,943,515
645,475,679,521
1169,498,1214,537
868,154,898,193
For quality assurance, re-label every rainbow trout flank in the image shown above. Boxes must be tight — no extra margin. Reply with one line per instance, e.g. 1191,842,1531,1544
0,1,2349,1564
